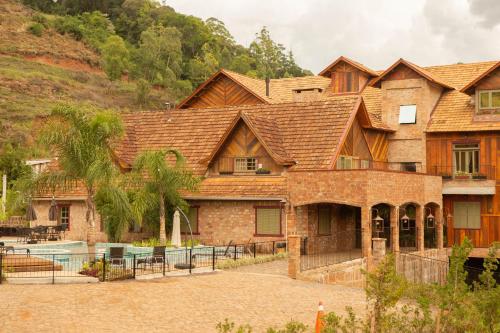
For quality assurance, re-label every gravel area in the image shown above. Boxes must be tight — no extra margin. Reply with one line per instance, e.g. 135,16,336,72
1,262,366,333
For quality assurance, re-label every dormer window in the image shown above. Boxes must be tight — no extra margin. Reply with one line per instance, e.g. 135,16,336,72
478,90,500,110
235,157,257,172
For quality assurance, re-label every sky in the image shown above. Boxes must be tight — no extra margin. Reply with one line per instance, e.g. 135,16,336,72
163,0,500,74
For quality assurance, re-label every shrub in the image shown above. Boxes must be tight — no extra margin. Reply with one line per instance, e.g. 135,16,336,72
215,253,287,270
28,23,45,37
54,15,83,40
32,13,49,27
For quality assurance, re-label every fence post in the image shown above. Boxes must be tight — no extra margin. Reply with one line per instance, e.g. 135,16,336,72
253,242,256,258
0,254,3,284
233,244,237,261
212,246,215,271
52,254,55,285
163,252,166,276
189,248,192,274
133,254,136,279
102,253,106,282
272,241,275,256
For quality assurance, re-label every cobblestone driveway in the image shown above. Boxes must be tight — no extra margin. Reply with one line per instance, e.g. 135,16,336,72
1,261,366,333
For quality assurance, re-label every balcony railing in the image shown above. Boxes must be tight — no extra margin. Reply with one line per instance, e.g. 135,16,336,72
336,159,424,173
429,165,496,181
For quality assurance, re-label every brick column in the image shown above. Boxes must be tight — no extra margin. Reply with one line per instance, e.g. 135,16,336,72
361,206,372,258
285,203,296,236
288,235,301,279
436,207,444,249
390,206,399,253
416,205,424,252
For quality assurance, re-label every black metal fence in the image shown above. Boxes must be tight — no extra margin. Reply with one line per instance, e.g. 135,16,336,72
0,240,286,284
300,231,362,271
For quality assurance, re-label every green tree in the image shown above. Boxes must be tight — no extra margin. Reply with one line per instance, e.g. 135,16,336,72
36,104,125,245
134,24,182,86
130,150,199,245
101,35,129,81
135,78,151,106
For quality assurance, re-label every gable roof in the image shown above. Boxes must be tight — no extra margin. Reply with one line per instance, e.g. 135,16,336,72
176,69,269,109
425,60,500,132
116,97,367,174
369,58,454,90
319,56,379,77
460,61,500,95
202,111,295,166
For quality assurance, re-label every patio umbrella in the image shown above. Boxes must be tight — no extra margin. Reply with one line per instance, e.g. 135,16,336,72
48,197,57,221
25,201,37,222
171,210,181,247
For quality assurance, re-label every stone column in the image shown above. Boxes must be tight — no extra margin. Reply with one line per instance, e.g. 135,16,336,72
361,206,372,258
390,206,399,253
372,238,387,267
416,205,424,252
436,207,444,249
288,235,301,279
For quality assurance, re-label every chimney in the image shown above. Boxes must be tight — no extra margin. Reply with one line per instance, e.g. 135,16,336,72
265,77,270,97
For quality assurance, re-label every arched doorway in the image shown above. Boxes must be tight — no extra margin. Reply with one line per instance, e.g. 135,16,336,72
424,203,439,249
371,203,391,248
399,203,418,251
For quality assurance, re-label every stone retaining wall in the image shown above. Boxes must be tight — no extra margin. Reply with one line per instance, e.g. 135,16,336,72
297,257,367,288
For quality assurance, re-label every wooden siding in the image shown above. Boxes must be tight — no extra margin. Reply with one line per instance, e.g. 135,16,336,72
364,129,389,161
427,132,500,248
182,76,263,109
384,64,422,81
340,116,372,160
209,120,282,175
328,62,370,93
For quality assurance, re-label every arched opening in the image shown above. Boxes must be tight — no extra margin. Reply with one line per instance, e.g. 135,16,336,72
371,203,391,248
399,203,418,252
424,203,439,249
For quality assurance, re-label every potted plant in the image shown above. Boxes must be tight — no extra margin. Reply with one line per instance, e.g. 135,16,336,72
472,173,487,180
454,171,470,180
255,167,271,175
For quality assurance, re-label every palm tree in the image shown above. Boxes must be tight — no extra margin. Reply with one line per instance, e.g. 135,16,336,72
131,149,199,245
37,104,126,245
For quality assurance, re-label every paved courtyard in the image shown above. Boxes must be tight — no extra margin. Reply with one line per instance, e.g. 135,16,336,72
0,260,366,332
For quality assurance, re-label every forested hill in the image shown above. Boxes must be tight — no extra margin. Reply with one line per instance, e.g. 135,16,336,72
0,0,311,162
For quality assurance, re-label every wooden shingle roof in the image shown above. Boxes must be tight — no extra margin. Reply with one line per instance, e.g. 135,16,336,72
118,97,365,174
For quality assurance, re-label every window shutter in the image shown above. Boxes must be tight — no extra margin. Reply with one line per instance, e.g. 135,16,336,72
256,208,281,235
466,202,481,229
453,202,468,229
219,157,234,174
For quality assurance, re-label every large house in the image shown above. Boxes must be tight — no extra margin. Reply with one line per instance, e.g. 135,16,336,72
32,56,500,259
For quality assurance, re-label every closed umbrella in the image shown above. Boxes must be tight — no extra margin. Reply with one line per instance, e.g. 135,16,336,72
171,210,181,247
48,197,57,221
26,201,37,222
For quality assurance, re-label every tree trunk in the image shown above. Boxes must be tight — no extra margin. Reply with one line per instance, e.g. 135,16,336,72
159,193,166,245
86,187,96,261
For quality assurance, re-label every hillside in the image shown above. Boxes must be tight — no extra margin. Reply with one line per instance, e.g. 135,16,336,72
0,0,172,146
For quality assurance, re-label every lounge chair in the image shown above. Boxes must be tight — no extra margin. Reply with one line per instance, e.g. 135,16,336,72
150,246,167,270
109,247,126,269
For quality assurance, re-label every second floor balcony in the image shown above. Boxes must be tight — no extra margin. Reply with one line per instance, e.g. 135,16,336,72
429,165,496,195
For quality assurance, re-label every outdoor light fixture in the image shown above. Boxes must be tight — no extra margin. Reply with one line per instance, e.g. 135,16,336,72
425,207,435,229
372,208,384,235
400,207,410,231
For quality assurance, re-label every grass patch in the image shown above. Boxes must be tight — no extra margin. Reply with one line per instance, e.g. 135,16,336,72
216,253,287,270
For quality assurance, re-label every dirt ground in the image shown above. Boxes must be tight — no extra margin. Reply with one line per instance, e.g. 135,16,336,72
1,260,366,333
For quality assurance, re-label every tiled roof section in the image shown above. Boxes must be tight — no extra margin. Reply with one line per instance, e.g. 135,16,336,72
34,160,88,199
241,112,294,164
319,56,379,77
370,58,454,90
426,61,500,132
118,97,362,173
460,61,500,94
182,176,287,199
360,87,393,131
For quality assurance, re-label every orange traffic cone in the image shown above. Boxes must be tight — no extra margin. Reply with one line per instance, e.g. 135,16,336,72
315,301,325,333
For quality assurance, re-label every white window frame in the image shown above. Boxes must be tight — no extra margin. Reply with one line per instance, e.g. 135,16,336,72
453,144,479,176
234,157,257,172
399,105,417,124
478,90,500,109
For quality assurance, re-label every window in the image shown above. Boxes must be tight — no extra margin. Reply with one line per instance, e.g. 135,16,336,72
336,155,353,169
181,207,199,234
453,202,481,229
478,90,500,109
255,207,281,236
401,162,417,172
318,206,331,235
399,105,417,124
235,157,257,172
58,205,70,230
453,144,479,175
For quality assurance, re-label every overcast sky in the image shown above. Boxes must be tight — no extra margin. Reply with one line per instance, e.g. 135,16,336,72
163,0,500,73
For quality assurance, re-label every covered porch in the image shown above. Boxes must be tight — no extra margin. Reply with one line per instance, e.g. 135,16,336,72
286,169,444,269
